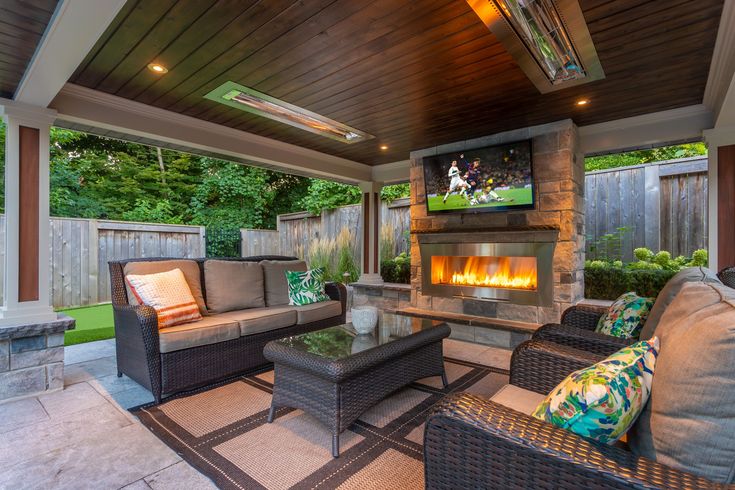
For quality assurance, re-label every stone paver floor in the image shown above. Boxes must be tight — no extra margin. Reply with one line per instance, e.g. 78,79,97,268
0,338,510,489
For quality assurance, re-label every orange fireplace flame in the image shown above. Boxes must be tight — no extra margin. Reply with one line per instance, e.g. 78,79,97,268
432,256,537,290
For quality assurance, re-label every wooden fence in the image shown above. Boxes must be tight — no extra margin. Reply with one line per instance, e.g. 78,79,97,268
245,198,411,261
585,157,708,262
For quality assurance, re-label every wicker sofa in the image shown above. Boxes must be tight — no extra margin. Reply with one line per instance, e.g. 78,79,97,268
109,256,346,403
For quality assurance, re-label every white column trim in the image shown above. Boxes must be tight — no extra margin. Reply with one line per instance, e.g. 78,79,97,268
0,102,58,325
14,0,126,106
703,125,735,272
357,181,384,284
372,160,410,184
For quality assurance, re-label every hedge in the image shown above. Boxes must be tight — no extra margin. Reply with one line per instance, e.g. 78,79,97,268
584,267,677,300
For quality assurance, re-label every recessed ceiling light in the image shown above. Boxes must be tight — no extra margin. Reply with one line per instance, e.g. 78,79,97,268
204,82,374,144
147,63,168,74
380,145,388,151
576,99,590,106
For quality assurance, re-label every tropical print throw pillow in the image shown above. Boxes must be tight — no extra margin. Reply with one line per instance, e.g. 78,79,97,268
532,337,659,444
286,268,330,306
595,292,655,339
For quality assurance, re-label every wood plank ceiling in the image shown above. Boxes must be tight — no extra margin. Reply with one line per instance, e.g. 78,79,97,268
69,0,724,165
0,0,59,99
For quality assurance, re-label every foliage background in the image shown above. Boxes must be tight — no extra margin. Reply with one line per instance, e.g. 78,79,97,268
0,123,408,229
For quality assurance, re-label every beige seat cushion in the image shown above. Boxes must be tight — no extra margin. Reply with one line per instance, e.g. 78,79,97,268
159,316,240,353
124,260,207,315
629,282,735,483
490,384,546,415
292,300,341,324
204,260,265,313
640,266,721,339
217,307,297,336
261,260,307,306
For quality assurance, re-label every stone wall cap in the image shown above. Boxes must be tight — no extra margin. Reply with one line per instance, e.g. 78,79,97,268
0,314,76,340
350,282,411,292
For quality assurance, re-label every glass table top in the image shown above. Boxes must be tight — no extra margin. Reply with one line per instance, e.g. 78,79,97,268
274,313,444,360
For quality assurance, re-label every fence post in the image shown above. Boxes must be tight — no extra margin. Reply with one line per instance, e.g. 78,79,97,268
644,165,661,251
198,226,206,258
88,219,99,305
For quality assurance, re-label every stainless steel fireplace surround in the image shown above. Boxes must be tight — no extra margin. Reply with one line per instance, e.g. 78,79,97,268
418,233,555,307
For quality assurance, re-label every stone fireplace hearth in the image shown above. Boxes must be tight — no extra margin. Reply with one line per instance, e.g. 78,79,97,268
409,120,585,325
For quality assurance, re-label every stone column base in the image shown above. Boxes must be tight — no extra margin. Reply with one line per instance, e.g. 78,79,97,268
356,273,384,285
0,314,76,403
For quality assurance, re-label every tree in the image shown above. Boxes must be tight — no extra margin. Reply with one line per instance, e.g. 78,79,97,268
585,143,707,172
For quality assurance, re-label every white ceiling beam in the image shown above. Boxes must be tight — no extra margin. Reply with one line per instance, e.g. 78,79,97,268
50,84,373,183
371,160,410,184
14,0,126,107
703,0,735,125
578,105,713,155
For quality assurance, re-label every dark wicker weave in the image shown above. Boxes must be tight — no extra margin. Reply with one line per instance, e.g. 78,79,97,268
510,339,604,394
532,304,637,357
424,393,728,490
718,266,735,289
109,256,347,403
264,323,451,457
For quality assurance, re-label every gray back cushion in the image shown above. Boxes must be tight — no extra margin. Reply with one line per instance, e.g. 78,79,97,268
204,260,265,313
639,267,722,339
124,259,207,315
261,260,307,306
629,282,735,483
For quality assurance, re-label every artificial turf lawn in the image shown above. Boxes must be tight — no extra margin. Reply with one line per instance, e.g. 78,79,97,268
59,303,115,346
426,187,533,212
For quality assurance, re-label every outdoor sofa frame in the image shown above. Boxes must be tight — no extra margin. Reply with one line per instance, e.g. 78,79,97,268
424,339,727,489
109,256,347,403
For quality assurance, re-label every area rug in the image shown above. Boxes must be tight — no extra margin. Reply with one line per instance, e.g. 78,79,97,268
133,357,509,490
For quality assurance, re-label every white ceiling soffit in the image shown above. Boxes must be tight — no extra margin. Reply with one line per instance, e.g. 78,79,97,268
466,0,604,93
579,105,713,156
14,0,126,107
703,0,735,126
51,84,373,183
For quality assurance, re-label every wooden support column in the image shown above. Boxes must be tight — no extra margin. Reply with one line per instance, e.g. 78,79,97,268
358,181,383,284
0,101,57,325
717,145,735,269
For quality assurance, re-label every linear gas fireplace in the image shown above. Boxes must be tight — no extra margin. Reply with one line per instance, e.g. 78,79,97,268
419,238,554,306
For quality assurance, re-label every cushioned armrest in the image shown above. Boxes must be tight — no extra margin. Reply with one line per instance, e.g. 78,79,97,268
510,339,603,394
560,305,607,330
424,393,720,490
533,323,636,356
264,324,450,383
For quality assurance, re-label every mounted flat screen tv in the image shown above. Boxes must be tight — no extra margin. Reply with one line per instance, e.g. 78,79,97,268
423,140,535,214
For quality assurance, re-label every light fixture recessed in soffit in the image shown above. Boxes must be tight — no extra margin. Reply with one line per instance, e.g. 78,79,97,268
204,82,374,144
466,0,604,93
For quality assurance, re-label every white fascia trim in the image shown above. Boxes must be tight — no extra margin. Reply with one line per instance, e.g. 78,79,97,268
14,0,127,107
579,105,713,155
51,84,372,183
371,160,410,184
703,0,735,122
0,97,57,126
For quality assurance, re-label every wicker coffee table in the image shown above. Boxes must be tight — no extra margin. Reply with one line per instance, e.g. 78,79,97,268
263,312,451,457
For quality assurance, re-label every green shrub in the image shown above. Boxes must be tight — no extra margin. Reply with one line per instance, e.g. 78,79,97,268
584,263,677,300
380,252,410,284
690,249,708,266
634,247,655,262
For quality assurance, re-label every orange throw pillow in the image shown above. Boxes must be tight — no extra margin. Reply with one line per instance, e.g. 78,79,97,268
125,268,202,329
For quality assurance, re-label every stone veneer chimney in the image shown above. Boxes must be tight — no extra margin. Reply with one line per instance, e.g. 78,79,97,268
409,119,586,325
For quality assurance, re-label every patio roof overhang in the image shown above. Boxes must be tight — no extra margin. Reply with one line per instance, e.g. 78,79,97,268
1,0,735,326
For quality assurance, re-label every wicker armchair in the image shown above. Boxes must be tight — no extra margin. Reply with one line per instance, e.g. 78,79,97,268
424,339,729,489
718,266,735,289
532,304,635,356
